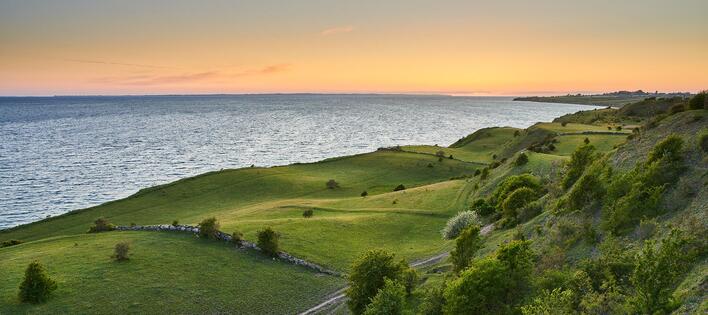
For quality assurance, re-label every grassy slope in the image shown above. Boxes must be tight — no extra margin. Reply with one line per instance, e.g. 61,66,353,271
1,150,480,270
0,232,343,314
403,127,520,164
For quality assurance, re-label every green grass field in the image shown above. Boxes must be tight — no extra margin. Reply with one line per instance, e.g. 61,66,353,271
0,232,344,314
554,134,628,156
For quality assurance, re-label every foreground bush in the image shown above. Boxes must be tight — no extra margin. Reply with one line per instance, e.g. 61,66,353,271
113,242,130,261
520,288,574,315
450,224,482,272
347,249,411,314
198,217,220,239
441,211,480,240
257,227,279,257
362,279,406,315
630,230,691,314
87,217,115,233
18,261,57,304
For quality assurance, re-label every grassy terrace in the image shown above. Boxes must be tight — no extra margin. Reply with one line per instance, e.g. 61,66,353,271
0,232,344,314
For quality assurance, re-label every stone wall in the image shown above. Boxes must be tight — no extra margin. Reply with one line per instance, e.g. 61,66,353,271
114,224,341,276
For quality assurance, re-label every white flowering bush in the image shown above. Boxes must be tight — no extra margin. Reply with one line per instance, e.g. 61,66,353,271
441,211,480,240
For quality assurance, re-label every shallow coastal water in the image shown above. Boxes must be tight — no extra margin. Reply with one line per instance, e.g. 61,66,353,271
0,94,592,229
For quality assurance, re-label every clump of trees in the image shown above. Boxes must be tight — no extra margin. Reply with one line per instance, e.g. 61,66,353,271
88,217,115,233
1,239,23,248
347,249,416,314
113,242,130,261
488,174,544,226
19,261,57,304
198,217,220,239
257,227,279,257
441,211,480,240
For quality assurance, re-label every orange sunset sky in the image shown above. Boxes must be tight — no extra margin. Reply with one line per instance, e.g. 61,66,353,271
1,0,707,96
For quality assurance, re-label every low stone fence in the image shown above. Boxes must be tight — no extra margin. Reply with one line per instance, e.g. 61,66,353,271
114,224,341,276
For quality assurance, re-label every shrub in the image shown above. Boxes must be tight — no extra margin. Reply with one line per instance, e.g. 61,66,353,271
113,242,130,261
480,168,489,180
520,288,574,315
347,250,409,314
615,126,622,131
584,137,590,144
88,217,115,233
699,129,708,153
647,134,683,164
361,190,368,197
451,224,482,272
198,217,220,239
18,261,57,304
630,230,691,314
326,179,340,189
362,279,406,315
393,184,406,191
514,130,521,137
257,227,279,257
231,231,243,246
435,150,445,157
561,122,568,127
688,91,706,110
636,219,657,240
417,283,446,315
171,220,179,226
490,174,541,205
515,152,529,166
426,163,433,168
517,200,543,223
500,187,538,220
470,198,495,216
441,211,480,240
444,257,511,314
561,145,598,190
565,162,606,212
302,209,314,218
669,103,686,114
1,239,23,248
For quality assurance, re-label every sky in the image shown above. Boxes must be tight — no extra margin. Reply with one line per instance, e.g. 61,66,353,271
1,0,707,96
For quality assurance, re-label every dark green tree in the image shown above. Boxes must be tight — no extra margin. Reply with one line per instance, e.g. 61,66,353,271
18,261,57,303
347,250,410,314
450,224,482,272
257,227,280,257
362,279,406,315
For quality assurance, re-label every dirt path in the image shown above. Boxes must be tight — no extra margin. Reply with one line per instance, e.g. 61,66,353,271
298,223,494,315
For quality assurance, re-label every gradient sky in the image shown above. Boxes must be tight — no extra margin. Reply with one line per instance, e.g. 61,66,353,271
1,0,707,96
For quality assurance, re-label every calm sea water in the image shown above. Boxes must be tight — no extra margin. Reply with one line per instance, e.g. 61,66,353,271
0,94,592,229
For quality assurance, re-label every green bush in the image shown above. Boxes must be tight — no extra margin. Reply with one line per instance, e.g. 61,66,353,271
197,217,220,239
500,187,538,221
700,129,708,153
647,134,683,164
87,217,115,233
515,152,529,166
441,211,480,240
362,279,406,315
444,257,511,314
470,198,495,216
564,160,607,212
347,249,410,314
113,242,130,261
480,168,489,180
669,103,686,114
326,179,340,189
361,190,368,197
1,239,23,248
302,209,314,218
630,230,691,314
18,261,57,304
602,184,663,233
561,145,598,190
450,224,482,272
393,184,406,191
256,227,280,257
517,200,543,223
171,220,179,226
520,288,574,315
490,174,542,208
688,91,706,110
417,283,446,315
231,231,243,246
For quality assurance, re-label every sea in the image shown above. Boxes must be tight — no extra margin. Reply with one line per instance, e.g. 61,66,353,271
0,94,594,229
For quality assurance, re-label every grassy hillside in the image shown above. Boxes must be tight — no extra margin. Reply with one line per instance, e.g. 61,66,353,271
0,232,344,314
2,98,705,314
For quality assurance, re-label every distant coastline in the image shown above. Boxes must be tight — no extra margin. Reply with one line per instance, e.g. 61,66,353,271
514,90,692,107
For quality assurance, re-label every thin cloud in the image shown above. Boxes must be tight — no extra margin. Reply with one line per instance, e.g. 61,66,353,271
62,58,175,69
320,25,354,36
91,64,291,86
